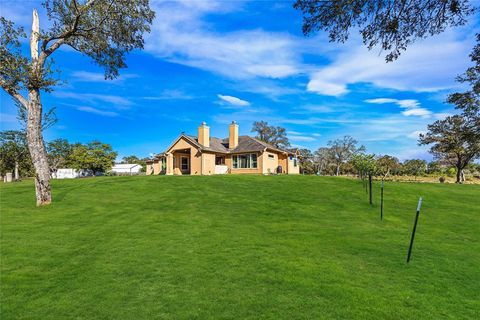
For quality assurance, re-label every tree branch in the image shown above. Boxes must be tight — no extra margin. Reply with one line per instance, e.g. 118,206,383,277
39,0,97,65
0,79,28,107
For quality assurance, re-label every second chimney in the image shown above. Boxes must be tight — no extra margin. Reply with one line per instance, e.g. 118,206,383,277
198,121,209,147
229,121,238,149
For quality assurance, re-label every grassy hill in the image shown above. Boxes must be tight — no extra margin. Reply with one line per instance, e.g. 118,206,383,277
1,176,479,319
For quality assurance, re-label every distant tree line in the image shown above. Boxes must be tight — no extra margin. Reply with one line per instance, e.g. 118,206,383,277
295,142,480,182
0,137,117,180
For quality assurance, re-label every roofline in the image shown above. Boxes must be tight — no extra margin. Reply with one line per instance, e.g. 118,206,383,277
165,134,202,154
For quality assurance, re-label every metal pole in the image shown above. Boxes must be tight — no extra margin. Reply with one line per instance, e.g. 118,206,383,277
407,197,422,263
380,180,384,220
369,174,372,205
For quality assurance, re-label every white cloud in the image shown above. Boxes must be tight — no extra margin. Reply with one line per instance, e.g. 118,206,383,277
365,98,432,118
402,108,432,117
307,30,475,96
289,135,316,142
145,1,303,79
142,89,194,100
217,94,250,106
71,71,138,83
53,91,132,107
77,106,119,117
407,130,427,139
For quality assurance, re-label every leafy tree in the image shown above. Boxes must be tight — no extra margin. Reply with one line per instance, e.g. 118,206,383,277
294,0,475,62
426,161,444,174
251,121,290,149
0,1,154,205
376,155,401,177
0,130,32,180
328,136,365,176
402,159,427,180
69,141,117,174
46,139,75,174
351,153,377,178
297,148,315,174
419,115,478,183
419,35,480,183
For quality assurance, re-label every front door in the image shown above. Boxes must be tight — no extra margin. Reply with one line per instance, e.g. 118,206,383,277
181,156,190,174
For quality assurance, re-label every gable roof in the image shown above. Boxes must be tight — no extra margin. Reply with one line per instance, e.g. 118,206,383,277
184,134,292,154
154,133,294,157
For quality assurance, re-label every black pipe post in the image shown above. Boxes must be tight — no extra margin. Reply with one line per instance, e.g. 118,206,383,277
365,174,368,194
407,197,423,263
369,174,372,205
380,180,384,220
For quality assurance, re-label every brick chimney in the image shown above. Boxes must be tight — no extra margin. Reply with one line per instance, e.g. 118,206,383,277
229,121,238,149
198,121,210,147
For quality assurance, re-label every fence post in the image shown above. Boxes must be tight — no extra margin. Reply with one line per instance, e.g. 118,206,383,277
380,180,384,220
369,174,372,205
407,197,422,263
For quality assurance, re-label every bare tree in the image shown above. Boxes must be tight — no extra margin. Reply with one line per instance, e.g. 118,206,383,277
0,1,154,205
327,136,365,176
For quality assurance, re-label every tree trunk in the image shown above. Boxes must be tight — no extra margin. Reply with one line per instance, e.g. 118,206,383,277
14,160,19,181
26,89,52,206
336,164,340,176
455,165,463,184
24,9,51,206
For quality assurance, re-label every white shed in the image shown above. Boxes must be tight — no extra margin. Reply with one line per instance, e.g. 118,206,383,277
54,168,93,179
110,163,143,175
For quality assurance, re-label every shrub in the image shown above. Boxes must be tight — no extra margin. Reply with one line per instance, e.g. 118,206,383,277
439,176,445,183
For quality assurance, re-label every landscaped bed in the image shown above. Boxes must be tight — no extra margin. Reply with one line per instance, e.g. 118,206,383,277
1,175,479,319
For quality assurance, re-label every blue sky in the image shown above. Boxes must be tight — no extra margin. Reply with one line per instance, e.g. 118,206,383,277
1,0,479,161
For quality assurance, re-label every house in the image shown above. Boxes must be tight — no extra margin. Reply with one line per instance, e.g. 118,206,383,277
110,163,143,175
146,121,300,175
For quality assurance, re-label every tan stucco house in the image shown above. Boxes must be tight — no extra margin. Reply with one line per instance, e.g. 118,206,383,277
146,121,300,176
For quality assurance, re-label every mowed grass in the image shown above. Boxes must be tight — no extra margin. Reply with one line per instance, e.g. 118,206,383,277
1,175,479,319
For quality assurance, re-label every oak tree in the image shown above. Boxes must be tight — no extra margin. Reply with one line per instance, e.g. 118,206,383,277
251,121,291,149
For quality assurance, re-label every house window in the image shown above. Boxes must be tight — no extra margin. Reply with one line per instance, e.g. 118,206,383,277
268,154,274,159
233,154,257,169
294,158,298,167
181,156,189,171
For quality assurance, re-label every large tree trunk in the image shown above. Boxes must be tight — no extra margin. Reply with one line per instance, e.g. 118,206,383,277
455,165,463,184
26,89,52,206
336,164,340,176
24,9,51,206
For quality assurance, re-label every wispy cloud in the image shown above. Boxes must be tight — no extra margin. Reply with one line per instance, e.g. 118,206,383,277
365,98,432,118
71,71,139,83
142,89,194,100
53,91,132,107
77,106,119,117
217,94,250,106
145,1,303,79
307,30,475,96
289,135,316,142
407,130,427,139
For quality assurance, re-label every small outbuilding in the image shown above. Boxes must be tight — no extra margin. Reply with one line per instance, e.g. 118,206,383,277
53,168,93,179
110,164,143,175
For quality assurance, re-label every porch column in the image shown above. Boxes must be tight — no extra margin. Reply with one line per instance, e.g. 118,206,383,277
166,153,174,175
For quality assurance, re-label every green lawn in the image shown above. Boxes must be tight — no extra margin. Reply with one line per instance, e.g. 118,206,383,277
1,176,479,319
